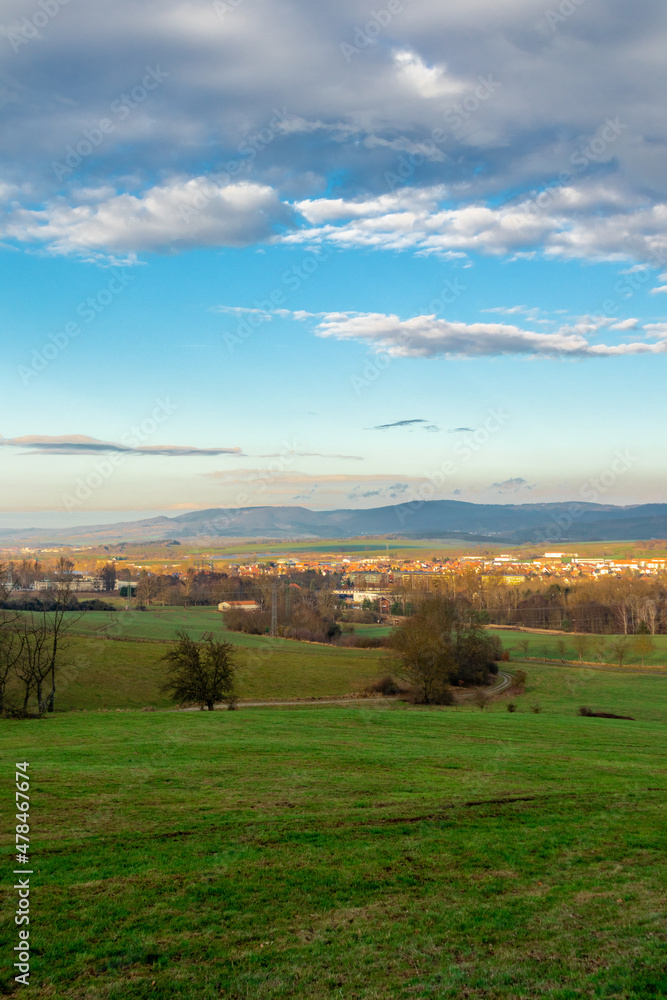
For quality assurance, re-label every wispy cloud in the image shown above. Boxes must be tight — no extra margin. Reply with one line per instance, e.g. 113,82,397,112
0,435,242,457
368,419,439,431
490,477,533,493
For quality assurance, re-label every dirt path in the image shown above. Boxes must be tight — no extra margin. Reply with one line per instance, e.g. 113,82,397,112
182,670,515,711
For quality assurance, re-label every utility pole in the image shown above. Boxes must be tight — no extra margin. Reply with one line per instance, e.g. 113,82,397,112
270,582,278,637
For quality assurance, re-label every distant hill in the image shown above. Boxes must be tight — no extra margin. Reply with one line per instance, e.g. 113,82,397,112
2,500,667,546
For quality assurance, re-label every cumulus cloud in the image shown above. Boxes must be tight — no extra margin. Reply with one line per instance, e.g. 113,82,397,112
3,180,296,255
609,318,640,330
309,310,667,358
3,0,667,264
0,435,242,456
288,182,667,264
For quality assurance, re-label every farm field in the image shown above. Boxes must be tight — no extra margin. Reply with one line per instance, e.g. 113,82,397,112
52,650,667,720
1,697,665,999
7,607,666,723
53,604,667,667
489,628,667,668
62,606,257,644
20,632,388,711
7,603,667,713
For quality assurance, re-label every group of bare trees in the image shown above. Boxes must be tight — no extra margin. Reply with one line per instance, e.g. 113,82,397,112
0,560,78,717
390,598,503,704
398,575,667,635
224,581,343,642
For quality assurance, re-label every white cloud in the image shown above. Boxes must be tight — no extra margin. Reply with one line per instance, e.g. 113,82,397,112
308,311,667,359
392,50,464,100
3,0,667,266
3,180,295,255
609,318,639,331
288,183,667,264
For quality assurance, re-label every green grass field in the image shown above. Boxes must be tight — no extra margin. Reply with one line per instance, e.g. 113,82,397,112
491,628,667,668
54,607,667,668
7,602,667,713
62,607,393,645
1,607,390,710
2,693,665,999
17,633,387,711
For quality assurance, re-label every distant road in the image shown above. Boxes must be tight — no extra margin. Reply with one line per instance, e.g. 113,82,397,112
182,669,515,711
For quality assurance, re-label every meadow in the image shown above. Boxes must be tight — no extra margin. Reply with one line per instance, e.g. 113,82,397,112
6,606,667,713
1,689,665,999
3,602,666,997
491,628,667,669
52,606,667,667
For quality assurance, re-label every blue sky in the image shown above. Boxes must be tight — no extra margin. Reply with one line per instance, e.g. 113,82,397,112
1,0,666,527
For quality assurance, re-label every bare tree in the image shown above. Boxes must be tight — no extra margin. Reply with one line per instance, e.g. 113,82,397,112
608,636,630,669
391,599,457,704
391,598,502,704
137,570,164,607
632,633,655,667
0,564,23,713
100,563,117,592
572,634,590,663
643,600,658,635
13,576,81,714
555,638,568,662
0,595,24,715
591,635,608,663
161,631,237,710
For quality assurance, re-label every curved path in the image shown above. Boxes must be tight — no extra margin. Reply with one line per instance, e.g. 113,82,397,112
182,670,515,711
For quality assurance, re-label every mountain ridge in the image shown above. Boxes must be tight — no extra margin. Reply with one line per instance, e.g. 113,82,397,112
2,500,667,545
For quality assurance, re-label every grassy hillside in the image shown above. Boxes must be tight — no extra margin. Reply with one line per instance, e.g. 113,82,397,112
6,632,390,711
57,608,667,667
1,704,665,998
491,627,667,668
7,606,667,714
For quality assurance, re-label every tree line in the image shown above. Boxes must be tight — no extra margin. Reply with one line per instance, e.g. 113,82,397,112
0,561,80,716
394,575,667,635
